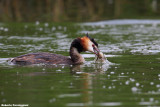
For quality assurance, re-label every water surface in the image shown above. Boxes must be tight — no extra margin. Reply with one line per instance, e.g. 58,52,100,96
0,20,160,106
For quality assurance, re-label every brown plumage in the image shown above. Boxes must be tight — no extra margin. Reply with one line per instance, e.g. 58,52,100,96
10,34,99,65
11,52,73,65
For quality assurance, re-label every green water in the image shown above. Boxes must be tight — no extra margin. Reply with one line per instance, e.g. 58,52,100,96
0,20,160,107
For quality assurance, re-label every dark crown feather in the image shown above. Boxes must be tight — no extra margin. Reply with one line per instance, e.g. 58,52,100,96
86,33,98,47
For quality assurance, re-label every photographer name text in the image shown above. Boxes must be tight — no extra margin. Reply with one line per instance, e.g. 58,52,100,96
1,104,29,107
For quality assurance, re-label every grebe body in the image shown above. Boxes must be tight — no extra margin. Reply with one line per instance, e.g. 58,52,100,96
10,35,99,65
11,52,73,65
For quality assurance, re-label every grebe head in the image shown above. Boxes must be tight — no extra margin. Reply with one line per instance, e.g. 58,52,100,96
71,34,99,55
80,34,99,55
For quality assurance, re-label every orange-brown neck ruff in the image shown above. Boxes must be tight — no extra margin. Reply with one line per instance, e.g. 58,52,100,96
80,36,91,51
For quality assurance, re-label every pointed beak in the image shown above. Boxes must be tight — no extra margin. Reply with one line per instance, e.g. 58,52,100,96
93,45,100,56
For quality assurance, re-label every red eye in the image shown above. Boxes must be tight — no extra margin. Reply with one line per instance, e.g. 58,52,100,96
92,44,96,50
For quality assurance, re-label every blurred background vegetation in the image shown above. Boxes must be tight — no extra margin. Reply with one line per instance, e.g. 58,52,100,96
0,0,160,22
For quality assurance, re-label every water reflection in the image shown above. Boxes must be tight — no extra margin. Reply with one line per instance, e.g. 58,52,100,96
67,73,93,107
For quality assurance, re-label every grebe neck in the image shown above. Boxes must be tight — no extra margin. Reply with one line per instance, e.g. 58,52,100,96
70,47,85,64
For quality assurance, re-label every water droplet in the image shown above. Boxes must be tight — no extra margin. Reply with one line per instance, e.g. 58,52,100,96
120,82,122,85
155,100,159,103
4,28,8,32
2,98,6,102
70,82,73,86
108,86,112,89
58,26,62,29
50,86,54,90
125,81,130,85
18,83,21,86
56,69,61,71
49,98,56,103
100,24,105,28
131,87,138,92
39,28,43,31
103,85,106,88
24,25,28,28
64,27,67,31
136,83,140,87
150,82,154,85
1,91,4,95
0,27,4,30
141,98,144,102
35,21,40,25
156,84,160,88
110,72,115,74
121,72,124,75
130,78,135,82
45,23,49,27
112,86,116,88
149,98,154,102
52,27,56,31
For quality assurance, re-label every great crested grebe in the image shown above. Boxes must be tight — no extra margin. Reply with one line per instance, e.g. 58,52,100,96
10,34,100,65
